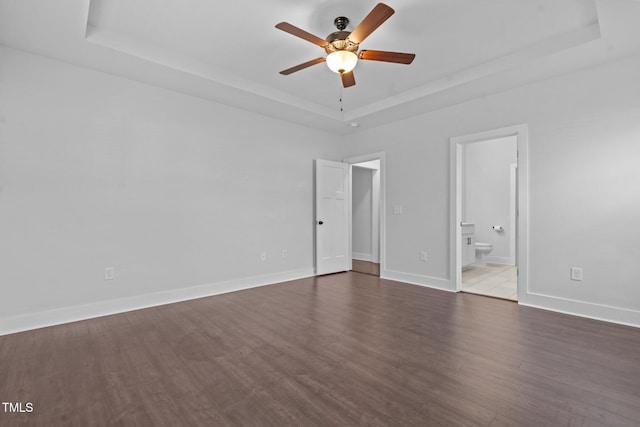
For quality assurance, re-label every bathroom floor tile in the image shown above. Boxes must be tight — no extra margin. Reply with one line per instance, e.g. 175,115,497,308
462,263,517,301
463,280,497,294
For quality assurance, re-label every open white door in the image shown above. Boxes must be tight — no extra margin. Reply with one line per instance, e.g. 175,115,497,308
315,159,349,275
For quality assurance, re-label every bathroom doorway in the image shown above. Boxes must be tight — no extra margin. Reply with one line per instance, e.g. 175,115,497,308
345,153,384,277
450,125,529,302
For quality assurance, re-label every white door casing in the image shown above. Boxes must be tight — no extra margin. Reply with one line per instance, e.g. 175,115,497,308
450,124,529,302
315,159,349,275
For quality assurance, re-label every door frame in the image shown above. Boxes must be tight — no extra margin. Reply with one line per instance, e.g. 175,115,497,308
450,125,529,302
351,161,380,263
344,152,386,274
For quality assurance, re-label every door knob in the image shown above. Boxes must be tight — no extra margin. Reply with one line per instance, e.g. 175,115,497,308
317,220,324,225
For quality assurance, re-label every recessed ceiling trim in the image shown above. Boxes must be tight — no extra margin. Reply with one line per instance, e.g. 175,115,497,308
4,0,635,134
344,21,602,122
85,25,344,122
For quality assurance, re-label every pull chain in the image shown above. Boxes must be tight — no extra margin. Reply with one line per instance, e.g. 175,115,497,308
339,85,344,112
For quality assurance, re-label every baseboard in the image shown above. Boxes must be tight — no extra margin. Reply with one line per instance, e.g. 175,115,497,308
382,269,453,292
7,269,636,336
352,253,373,262
521,291,640,329
486,256,515,265
0,268,315,336
380,269,640,328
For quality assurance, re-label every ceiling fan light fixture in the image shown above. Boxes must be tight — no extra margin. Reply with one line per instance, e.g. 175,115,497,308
326,50,358,74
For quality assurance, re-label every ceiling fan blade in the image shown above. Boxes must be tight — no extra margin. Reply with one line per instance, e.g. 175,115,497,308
279,57,326,75
341,71,356,88
348,3,395,44
359,50,415,64
275,22,328,48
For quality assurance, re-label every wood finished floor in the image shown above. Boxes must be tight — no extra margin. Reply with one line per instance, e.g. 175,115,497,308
2,272,640,426
351,259,380,277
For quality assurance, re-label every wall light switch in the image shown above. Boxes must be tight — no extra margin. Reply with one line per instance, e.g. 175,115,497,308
261,251,267,261
104,267,115,280
570,267,583,281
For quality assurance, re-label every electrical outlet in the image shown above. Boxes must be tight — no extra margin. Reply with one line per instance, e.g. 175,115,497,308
570,267,583,281
393,205,403,215
282,249,288,258
420,251,428,262
104,267,115,280
261,251,267,261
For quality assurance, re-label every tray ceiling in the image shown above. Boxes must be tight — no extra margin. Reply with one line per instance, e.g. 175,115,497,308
2,0,640,133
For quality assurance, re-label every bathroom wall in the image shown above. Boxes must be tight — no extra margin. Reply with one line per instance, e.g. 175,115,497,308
352,166,373,261
464,136,517,264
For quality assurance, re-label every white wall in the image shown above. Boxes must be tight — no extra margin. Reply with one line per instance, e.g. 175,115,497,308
342,53,640,327
464,136,517,264
3,45,640,332
0,47,341,334
352,166,373,260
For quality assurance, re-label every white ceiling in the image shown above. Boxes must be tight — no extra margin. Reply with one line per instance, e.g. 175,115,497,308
2,0,640,133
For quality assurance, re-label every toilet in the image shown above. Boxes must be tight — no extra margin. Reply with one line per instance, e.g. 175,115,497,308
475,242,493,266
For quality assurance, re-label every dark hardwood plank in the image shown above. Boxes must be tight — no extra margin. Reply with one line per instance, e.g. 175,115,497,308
352,259,380,276
2,272,640,426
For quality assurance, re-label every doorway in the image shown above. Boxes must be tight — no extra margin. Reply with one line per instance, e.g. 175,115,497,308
450,125,529,302
345,153,385,277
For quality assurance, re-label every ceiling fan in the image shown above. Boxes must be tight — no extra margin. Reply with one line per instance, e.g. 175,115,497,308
275,2,415,88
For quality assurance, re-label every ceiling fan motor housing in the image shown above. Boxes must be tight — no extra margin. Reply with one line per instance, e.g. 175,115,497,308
325,17,358,54
325,34,358,54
